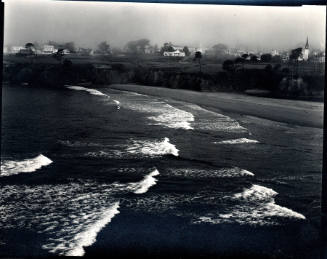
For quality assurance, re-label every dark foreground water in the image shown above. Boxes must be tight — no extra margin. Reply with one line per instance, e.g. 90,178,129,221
0,85,323,258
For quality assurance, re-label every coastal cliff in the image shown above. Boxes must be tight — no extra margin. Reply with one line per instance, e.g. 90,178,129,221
3,59,324,101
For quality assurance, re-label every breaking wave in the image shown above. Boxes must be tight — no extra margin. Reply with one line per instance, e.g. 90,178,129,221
127,137,179,157
0,169,159,256
193,184,306,226
64,202,120,256
127,169,160,194
185,104,247,132
113,100,121,109
0,154,53,177
122,98,194,130
66,85,120,109
147,103,194,130
83,138,179,159
215,138,259,144
66,85,108,97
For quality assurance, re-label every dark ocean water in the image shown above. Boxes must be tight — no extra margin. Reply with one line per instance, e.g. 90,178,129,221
0,85,323,257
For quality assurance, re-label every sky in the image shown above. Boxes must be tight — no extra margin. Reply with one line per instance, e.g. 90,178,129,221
3,0,326,51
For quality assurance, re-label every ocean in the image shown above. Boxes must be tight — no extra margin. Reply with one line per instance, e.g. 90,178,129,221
0,84,323,257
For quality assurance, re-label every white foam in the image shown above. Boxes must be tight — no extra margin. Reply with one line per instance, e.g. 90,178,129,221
0,154,53,177
167,167,254,178
66,85,120,109
83,138,178,159
215,138,259,144
186,104,247,132
123,99,194,130
148,103,194,130
193,184,306,226
66,85,107,97
1,176,162,256
232,184,277,202
113,100,121,110
127,137,179,157
65,202,120,256
128,169,160,194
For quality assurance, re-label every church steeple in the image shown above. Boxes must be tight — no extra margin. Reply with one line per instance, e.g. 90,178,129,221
305,36,309,49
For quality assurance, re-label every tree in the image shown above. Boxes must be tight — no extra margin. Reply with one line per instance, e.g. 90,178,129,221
250,55,258,62
260,53,272,63
194,51,202,73
126,39,150,54
25,42,34,49
289,48,303,76
63,42,76,53
241,53,249,60
222,60,234,72
234,57,245,64
97,41,111,54
160,42,174,54
24,43,36,55
183,46,190,56
153,44,159,54
32,41,40,50
211,43,228,56
290,48,302,61
271,55,282,63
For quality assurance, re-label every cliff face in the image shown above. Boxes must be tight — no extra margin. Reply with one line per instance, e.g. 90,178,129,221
3,61,324,100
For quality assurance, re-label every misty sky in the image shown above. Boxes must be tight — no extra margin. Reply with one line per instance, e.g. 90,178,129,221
4,0,326,51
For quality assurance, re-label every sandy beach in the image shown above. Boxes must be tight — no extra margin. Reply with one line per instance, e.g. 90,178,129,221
110,84,324,128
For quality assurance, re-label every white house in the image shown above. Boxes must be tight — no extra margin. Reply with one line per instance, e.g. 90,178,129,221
11,46,25,54
42,45,57,54
271,50,279,56
163,50,186,57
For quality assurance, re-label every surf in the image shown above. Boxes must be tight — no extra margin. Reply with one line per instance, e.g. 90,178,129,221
0,154,53,177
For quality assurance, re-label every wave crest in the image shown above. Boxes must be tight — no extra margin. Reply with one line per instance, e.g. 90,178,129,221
128,169,160,194
127,137,179,157
0,154,53,177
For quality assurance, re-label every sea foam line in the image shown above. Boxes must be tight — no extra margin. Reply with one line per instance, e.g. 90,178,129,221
65,202,120,256
147,103,194,130
124,100,194,130
0,154,53,177
128,169,160,194
66,85,120,109
66,85,107,97
214,138,259,144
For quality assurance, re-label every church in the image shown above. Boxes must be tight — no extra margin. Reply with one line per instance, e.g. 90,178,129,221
301,37,310,61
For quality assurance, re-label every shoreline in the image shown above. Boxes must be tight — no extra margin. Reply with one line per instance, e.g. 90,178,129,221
110,84,323,128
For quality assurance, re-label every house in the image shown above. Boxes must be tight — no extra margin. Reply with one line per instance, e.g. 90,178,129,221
163,50,186,57
42,45,57,54
11,46,25,54
62,49,70,55
271,50,279,56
